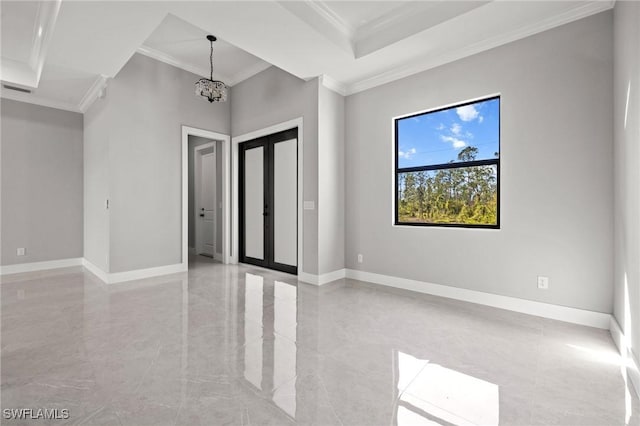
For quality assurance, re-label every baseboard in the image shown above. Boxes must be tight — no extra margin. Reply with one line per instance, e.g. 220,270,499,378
82,259,186,284
107,263,187,284
609,317,640,399
345,269,611,329
81,259,110,283
298,268,346,286
0,258,83,276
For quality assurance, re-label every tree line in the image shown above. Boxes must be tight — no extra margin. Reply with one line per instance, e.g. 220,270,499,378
398,146,498,225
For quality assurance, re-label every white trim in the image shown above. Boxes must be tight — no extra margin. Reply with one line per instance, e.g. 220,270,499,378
182,126,231,267
137,45,229,83
305,0,355,38
78,75,108,113
319,74,347,96
610,317,640,399
136,45,270,87
232,117,304,276
107,263,186,284
82,258,109,283
0,258,83,276
0,89,80,113
298,268,346,286
30,0,61,87
82,258,185,284
345,269,611,329
344,1,614,96
0,1,61,89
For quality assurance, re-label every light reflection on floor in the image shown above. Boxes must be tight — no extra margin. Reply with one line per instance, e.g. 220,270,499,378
1,257,637,425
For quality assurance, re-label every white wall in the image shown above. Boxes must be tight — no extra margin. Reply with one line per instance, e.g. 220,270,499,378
318,84,345,275
231,66,320,275
1,99,84,266
85,53,230,273
345,11,614,313
613,0,640,370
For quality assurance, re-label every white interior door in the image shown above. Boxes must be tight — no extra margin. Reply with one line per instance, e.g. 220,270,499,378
196,148,216,257
244,146,264,260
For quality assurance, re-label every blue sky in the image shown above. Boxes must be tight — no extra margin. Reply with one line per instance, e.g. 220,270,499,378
397,97,499,169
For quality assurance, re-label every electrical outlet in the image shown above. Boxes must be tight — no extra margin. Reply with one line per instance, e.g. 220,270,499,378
537,276,549,290
357,254,363,263
16,248,26,256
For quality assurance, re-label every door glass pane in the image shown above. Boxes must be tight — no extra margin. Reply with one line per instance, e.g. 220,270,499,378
244,146,264,260
273,139,297,266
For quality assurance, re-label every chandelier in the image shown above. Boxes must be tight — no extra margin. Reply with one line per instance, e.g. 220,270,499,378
195,35,227,103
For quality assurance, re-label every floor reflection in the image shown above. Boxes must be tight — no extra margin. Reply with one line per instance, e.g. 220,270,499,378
1,259,636,425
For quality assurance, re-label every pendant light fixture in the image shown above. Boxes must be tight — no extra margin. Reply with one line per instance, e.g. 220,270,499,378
195,35,227,102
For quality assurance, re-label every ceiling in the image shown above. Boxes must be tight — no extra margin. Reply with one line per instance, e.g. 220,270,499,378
0,0,615,113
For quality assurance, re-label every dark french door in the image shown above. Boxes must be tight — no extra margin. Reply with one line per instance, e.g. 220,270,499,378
239,128,298,274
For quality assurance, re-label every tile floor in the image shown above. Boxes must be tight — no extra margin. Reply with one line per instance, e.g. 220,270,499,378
1,256,638,425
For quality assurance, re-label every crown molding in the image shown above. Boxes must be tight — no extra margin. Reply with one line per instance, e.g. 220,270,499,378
345,0,615,96
319,74,347,96
78,74,108,113
136,45,266,87
276,0,354,55
305,0,355,38
0,87,80,113
137,45,214,79
30,0,62,86
354,1,431,43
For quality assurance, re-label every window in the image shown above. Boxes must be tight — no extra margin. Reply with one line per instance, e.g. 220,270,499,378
395,96,500,228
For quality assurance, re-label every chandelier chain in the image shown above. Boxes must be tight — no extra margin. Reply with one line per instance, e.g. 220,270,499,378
209,40,214,81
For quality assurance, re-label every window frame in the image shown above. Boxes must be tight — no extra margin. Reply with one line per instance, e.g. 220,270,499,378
393,95,501,229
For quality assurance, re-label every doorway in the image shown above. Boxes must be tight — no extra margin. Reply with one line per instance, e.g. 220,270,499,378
239,128,298,274
182,126,231,268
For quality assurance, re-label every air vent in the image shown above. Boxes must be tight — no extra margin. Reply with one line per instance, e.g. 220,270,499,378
3,84,31,94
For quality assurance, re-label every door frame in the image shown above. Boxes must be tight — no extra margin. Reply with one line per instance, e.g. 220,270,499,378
181,126,231,267
194,142,216,257
232,117,304,275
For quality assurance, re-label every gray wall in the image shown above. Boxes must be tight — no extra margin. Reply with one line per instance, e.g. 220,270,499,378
85,53,230,273
231,66,320,275
188,135,223,253
84,96,110,271
345,11,614,313
318,85,345,275
1,99,83,265
613,1,639,364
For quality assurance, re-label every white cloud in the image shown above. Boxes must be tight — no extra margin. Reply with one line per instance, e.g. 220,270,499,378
441,136,466,149
398,147,417,159
451,123,462,135
436,123,445,130
456,105,479,122
478,115,484,123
